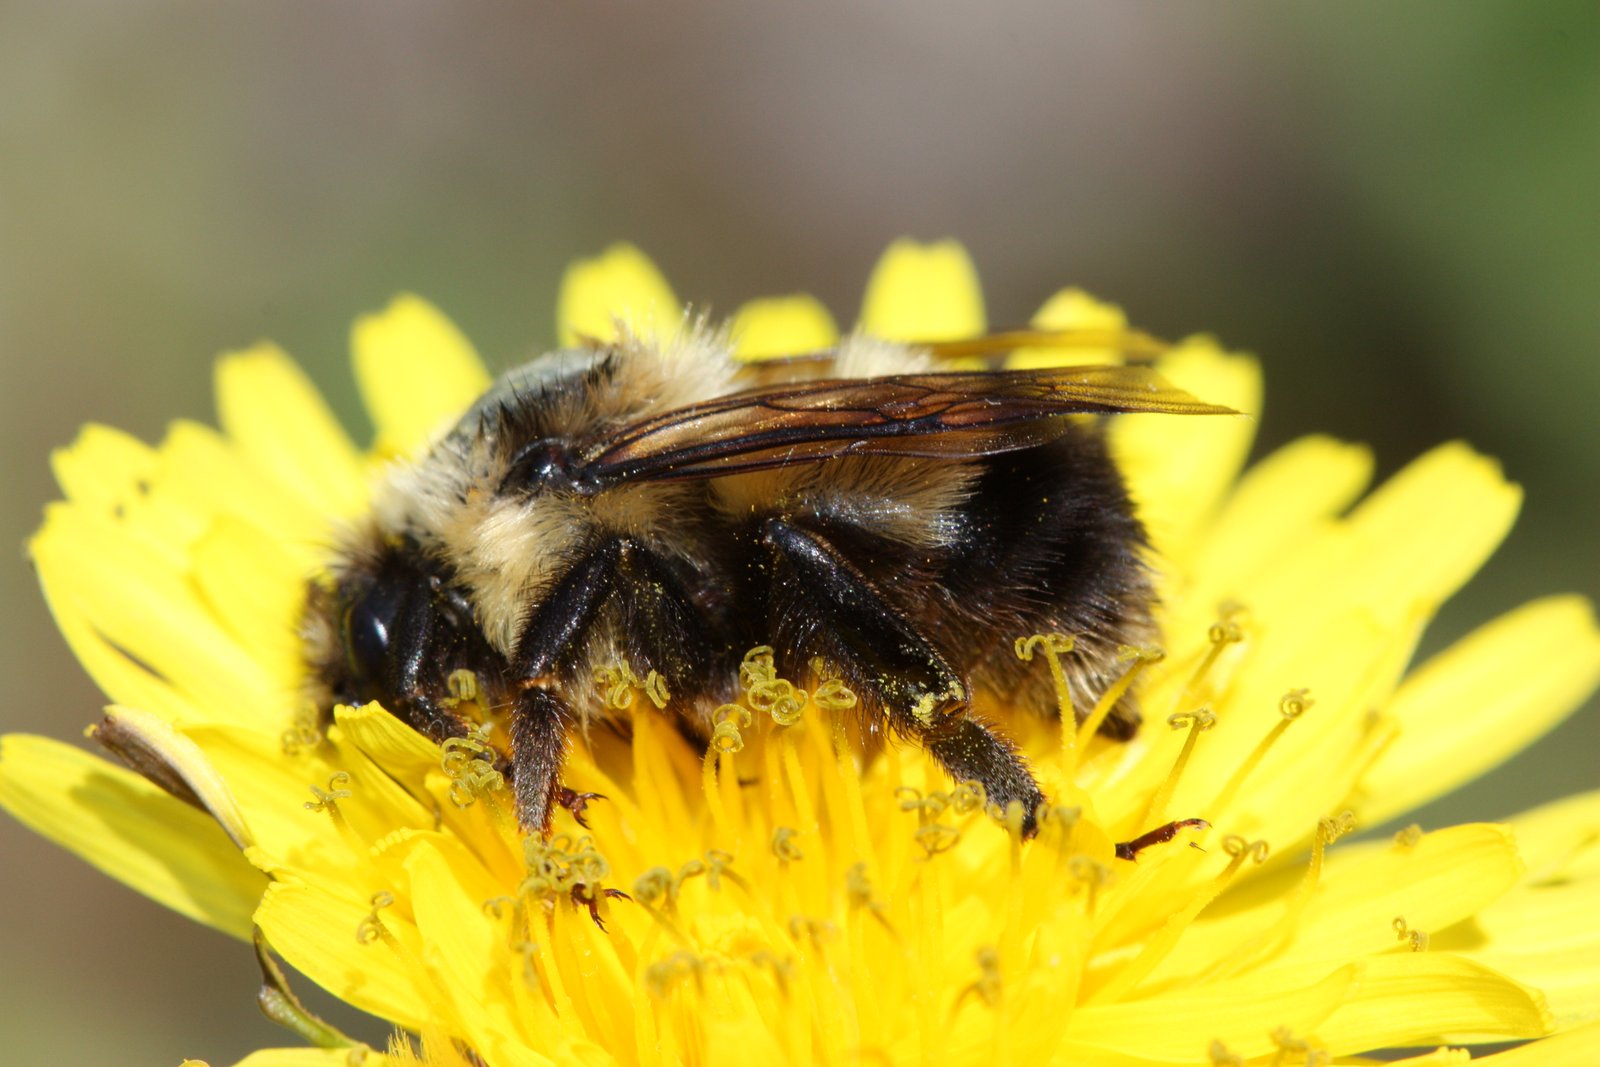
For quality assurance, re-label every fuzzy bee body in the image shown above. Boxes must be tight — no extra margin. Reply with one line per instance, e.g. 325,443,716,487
303,324,1228,835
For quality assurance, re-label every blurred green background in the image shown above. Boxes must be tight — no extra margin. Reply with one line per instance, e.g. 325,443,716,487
1,5,1595,1064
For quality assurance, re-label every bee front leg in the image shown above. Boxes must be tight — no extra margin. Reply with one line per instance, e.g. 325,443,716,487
760,520,1046,837
507,684,570,834
505,540,624,833
360,576,473,745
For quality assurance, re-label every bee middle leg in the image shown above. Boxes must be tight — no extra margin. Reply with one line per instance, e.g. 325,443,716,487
759,519,1045,836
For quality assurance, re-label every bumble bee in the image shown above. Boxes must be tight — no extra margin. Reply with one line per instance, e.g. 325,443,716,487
302,321,1232,838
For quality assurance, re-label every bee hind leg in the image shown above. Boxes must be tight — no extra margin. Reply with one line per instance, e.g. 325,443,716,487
759,519,1045,838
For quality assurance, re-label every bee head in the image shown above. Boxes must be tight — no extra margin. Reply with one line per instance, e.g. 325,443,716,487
303,540,486,715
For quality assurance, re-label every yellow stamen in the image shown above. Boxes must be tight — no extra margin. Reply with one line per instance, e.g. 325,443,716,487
1209,1039,1244,1067
1077,644,1164,748
771,826,803,862
1090,834,1269,1003
1268,1026,1328,1067
594,662,642,710
915,822,961,856
780,730,818,831
1207,688,1314,820
1392,823,1424,850
813,677,858,712
1278,811,1357,939
354,890,396,946
1393,915,1430,952
1015,633,1078,770
1069,855,1110,914
701,705,749,837
440,731,505,809
1174,606,1246,713
303,771,380,863
281,705,323,755
643,670,670,709
1141,707,1216,828
632,866,692,946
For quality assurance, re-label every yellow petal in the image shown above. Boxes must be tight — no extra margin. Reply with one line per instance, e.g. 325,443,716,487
1287,823,1523,964
1188,435,1373,597
1432,790,1600,1029
1500,788,1600,878
1314,954,1550,1050
50,423,157,516
0,734,263,938
1153,824,1524,984
334,702,445,791
227,1051,364,1067
188,721,433,874
556,243,679,347
728,294,839,359
1335,443,1521,627
1470,1020,1600,1065
255,879,432,1029
352,294,492,456
191,516,309,686
1061,963,1353,1061
215,343,367,517
49,424,195,571
1358,596,1600,827
94,705,254,849
32,506,205,722
404,841,538,1056
1009,288,1129,369
858,238,986,341
32,505,284,727
1111,342,1261,560
155,420,330,560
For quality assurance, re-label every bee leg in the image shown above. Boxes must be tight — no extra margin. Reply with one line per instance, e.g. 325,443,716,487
1114,818,1210,860
554,786,606,828
508,685,570,833
760,520,1045,836
919,715,1045,836
507,536,725,832
371,577,473,744
571,883,632,932
506,539,631,833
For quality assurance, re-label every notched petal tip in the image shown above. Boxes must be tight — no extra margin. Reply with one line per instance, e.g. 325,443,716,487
729,293,839,359
860,237,986,342
557,242,680,348
352,293,491,456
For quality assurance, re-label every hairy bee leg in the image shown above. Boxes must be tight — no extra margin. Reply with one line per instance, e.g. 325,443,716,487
920,716,1046,837
507,536,714,831
373,576,474,743
510,540,622,681
760,519,1045,836
1114,818,1210,861
499,540,627,833
508,685,570,833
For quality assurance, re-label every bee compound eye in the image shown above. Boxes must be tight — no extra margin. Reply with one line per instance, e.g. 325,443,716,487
341,580,408,688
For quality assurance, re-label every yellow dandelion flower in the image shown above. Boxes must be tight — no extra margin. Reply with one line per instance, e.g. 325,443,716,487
5,240,1600,1067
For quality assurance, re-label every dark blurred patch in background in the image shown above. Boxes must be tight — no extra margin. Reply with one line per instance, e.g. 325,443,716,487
1,5,1594,1063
